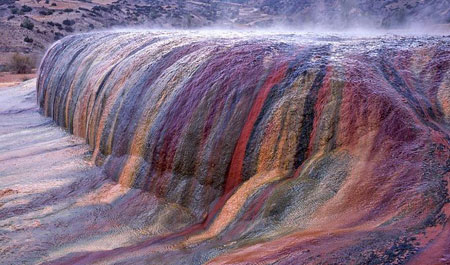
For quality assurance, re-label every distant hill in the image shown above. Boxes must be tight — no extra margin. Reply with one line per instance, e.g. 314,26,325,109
242,0,450,28
0,0,449,69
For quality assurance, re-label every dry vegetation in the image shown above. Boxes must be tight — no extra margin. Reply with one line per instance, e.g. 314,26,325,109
9,53,34,74
0,52,35,87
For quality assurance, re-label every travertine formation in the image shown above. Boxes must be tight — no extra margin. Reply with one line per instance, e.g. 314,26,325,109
36,31,449,264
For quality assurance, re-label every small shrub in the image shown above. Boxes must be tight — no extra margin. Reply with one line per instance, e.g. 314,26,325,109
39,9,54,15
93,5,107,12
20,18,34,30
10,7,18,14
54,32,64,40
7,15,14,20
21,5,32,13
47,21,54,26
64,26,74,32
63,8,73,12
62,19,75,26
45,0,49,3
9,53,34,74
51,3,56,6
24,36,33,43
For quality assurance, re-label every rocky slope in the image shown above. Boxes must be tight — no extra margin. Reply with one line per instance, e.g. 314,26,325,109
242,0,450,28
34,31,450,264
0,0,268,67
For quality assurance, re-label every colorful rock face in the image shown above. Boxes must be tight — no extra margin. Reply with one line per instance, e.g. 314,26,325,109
37,31,449,264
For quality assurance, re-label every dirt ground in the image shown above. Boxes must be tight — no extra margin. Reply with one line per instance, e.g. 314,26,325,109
0,71,36,88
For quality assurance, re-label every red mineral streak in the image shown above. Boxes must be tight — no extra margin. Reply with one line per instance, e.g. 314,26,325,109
225,62,288,193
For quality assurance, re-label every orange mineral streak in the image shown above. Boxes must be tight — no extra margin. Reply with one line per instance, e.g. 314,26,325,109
225,62,288,193
64,77,76,128
185,169,285,244
118,156,140,186
256,104,289,172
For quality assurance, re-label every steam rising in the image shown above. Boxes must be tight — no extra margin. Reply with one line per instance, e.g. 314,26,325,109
180,0,450,34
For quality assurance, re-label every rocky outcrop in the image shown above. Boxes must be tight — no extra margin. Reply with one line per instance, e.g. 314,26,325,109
37,31,449,264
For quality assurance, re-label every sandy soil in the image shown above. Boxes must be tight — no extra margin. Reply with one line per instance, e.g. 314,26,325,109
0,72,36,88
